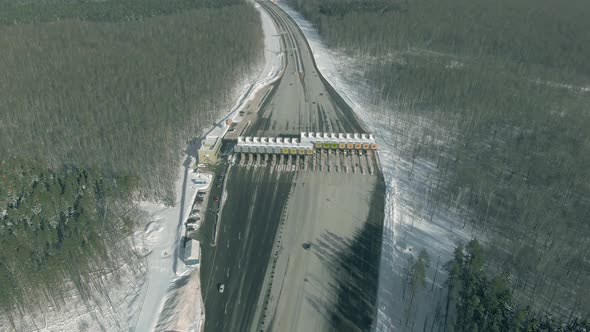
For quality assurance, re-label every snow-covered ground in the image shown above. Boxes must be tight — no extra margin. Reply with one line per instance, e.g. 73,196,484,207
277,2,477,330
128,169,211,332
0,251,142,332
128,153,214,332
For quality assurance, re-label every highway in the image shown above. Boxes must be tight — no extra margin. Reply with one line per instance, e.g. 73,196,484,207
200,166,294,331
246,1,367,137
199,2,383,331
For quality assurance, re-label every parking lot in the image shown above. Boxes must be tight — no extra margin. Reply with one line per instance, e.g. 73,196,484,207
182,170,214,257
187,163,227,246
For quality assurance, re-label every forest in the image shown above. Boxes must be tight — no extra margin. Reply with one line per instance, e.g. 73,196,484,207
0,0,262,320
0,0,243,25
0,158,140,320
287,0,590,324
0,0,263,200
445,240,589,332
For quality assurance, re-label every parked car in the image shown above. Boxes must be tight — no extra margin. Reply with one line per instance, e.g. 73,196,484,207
189,215,201,221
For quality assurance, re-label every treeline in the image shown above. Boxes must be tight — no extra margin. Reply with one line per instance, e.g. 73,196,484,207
287,0,590,320
0,0,263,200
0,157,138,317
445,240,590,332
0,0,242,25
288,0,590,83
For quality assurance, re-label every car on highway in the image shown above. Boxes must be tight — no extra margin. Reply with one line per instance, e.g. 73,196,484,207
214,197,219,202
217,283,224,293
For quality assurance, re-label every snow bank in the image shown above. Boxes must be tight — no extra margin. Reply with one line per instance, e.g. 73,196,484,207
129,166,209,332
213,2,284,131
277,2,477,330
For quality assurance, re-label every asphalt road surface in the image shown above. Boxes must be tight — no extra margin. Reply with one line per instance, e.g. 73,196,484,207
200,166,293,331
253,172,385,332
246,1,367,137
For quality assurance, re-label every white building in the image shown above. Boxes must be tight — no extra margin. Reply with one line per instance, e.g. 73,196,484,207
198,125,227,164
184,239,200,266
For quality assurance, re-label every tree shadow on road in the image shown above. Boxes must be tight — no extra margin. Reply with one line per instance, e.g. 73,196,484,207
311,220,383,331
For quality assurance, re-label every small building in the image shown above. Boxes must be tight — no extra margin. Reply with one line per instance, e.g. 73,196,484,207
198,135,222,164
184,239,200,266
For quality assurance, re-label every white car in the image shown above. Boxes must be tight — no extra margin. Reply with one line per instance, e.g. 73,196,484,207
217,283,225,293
